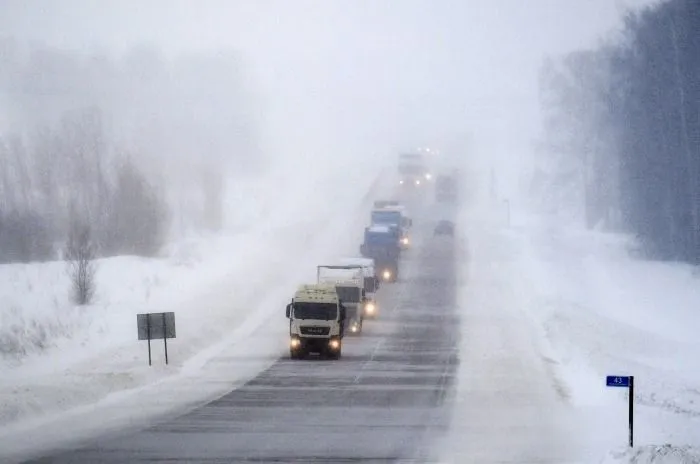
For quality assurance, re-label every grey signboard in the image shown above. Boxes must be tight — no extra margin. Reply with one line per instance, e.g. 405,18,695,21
137,312,176,340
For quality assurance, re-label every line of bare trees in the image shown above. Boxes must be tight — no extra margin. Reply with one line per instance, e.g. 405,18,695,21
535,0,700,263
0,39,259,303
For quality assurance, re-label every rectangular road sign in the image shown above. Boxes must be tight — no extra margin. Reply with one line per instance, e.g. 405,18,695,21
606,376,630,387
137,312,176,340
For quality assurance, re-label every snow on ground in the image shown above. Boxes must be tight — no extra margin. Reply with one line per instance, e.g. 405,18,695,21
0,159,388,462
439,200,700,463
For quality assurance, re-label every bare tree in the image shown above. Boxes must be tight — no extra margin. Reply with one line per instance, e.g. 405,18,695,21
65,217,97,305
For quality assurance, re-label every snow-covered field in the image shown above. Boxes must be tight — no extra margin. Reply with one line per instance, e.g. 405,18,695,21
0,160,387,462
440,201,700,463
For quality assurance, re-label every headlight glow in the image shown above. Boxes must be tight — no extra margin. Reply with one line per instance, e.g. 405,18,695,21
401,237,409,245
425,173,432,180
382,270,392,280
290,338,301,348
415,179,421,185
329,339,340,349
365,303,375,313
399,180,404,184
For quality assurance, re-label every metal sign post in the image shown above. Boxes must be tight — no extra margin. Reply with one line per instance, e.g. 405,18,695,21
606,375,634,447
137,312,176,366
146,315,152,366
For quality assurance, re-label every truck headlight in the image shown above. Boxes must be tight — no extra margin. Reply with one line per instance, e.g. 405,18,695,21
365,303,375,313
401,237,409,245
382,270,392,280
329,339,340,349
290,338,301,348
425,173,432,180
350,324,358,333
415,179,421,185
399,179,404,184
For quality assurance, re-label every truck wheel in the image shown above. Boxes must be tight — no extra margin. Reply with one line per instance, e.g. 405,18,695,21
328,344,341,360
290,347,306,360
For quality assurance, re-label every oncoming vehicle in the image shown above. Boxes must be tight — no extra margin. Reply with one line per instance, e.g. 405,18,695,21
317,265,366,334
286,283,345,360
370,205,412,248
338,257,379,319
360,225,400,283
434,220,455,237
398,152,431,187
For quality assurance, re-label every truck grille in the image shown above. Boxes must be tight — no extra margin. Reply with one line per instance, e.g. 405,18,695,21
300,326,330,336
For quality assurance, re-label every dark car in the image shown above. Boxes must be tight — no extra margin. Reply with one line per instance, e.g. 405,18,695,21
434,220,455,236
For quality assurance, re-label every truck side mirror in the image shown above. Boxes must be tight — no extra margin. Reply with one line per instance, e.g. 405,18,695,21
285,303,292,318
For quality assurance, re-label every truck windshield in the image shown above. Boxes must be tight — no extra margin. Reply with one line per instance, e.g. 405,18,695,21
293,303,337,320
398,164,425,175
366,232,398,245
371,211,401,225
336,286,361,303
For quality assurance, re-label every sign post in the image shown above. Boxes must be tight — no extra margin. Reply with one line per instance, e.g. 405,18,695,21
605,375,634,448
137,312,176,366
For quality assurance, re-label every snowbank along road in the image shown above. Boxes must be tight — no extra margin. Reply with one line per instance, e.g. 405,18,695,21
25,195,462,463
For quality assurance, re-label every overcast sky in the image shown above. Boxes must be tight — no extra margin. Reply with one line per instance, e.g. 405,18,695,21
0,0,657,187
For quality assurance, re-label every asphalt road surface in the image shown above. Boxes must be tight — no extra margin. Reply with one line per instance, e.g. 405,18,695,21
28,203,460,464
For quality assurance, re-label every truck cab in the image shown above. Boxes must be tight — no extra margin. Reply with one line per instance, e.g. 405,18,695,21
317,265,366,335
286,283,345,360
370,206,412,248
360,226,401,283
398,153,431,188
338,257,380,319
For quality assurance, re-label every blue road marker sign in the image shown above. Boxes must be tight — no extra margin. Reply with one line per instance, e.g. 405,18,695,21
606,376,631,387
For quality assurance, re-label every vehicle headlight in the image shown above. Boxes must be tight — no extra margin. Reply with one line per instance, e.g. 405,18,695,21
382,270,392,280
399,179,404,184
350,324,358,333
290,338,301,348
415,179,421,185
329,339,340,349
401,237,409,245
365,303,375,313
425,173,432,180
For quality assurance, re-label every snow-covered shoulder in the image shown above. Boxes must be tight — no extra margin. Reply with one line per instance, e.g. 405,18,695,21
437,203,700,463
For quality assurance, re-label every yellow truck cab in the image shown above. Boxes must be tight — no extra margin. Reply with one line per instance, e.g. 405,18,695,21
286,283,345,360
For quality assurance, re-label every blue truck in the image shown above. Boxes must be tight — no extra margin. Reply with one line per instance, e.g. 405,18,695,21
370,205,412,249
359,225,401,283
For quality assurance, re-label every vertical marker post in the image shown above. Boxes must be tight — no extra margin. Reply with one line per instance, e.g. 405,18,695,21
606,375,634,448
628,376,634,448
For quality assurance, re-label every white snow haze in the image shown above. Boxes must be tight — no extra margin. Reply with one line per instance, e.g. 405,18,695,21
2,1,697,464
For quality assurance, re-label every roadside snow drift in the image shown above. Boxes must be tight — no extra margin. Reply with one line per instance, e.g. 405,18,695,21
439,203,700,463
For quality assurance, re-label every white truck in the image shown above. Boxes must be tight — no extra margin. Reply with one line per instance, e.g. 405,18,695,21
285,283,346,360
338,257,379,319
317,265,366,334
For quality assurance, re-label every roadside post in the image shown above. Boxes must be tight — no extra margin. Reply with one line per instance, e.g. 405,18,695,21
605,375,634,447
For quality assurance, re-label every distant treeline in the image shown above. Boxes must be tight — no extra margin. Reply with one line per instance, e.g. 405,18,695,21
0,40,257,264
536,0,700,262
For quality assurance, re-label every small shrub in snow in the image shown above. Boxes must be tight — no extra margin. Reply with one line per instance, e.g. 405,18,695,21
65,219,97,306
